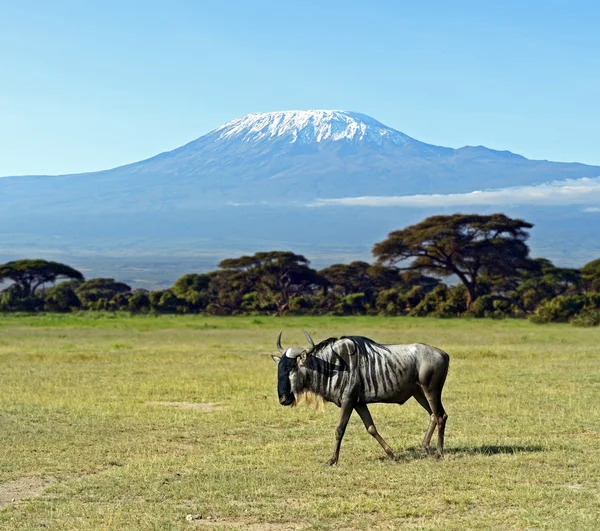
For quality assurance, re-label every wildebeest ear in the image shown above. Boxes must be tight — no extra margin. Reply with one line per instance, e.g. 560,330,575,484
332,338,356,367
271,355,281,365
297,351,308,366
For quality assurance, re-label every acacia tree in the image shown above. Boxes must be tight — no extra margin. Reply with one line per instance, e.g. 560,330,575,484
171,273,212,312
0,259,84,297
319,261,396,296
514,258,582,311
319,261,377,297
44,281,82,312
203,269,249,315
320,261,439,296
582,258,600,292
318,261,439,314
372,213,535,310
76,278,132,310
219,251,328,315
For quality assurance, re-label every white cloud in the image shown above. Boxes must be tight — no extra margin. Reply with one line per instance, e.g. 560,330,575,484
309,177,600,208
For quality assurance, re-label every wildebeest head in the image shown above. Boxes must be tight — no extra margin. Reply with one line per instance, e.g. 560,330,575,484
271,330,314,406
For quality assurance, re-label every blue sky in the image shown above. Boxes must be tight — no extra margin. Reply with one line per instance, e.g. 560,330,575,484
1,0,599,176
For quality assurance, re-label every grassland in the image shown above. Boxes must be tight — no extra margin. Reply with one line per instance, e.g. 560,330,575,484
0,313,599,530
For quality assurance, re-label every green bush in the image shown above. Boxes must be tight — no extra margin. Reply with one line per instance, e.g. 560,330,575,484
128,291,150,313
468,294,495,318
410,285,448,316
375,289,411,315
44,283,81,312
409,285,467,317
571,310,600,327
468,295,512,318
241,292,276,314
148,290,187,313
530,294,600,324
288,296,313,314
0,285,45,312
333,293,369,315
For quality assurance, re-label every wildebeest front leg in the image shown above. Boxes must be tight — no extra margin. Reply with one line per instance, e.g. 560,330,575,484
327,401,354,466
355,403,394,459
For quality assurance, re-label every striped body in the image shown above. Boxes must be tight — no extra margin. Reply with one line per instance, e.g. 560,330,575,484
296,338,449,406
274,333,450,464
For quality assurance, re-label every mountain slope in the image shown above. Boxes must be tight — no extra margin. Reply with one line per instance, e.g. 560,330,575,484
84,110,600,199
3,110,598,205
1,110,599,285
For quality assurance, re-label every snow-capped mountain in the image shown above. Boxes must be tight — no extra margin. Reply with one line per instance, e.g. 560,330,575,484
3,108,600,209
50,109,595,201
1,110,599,284
213,110,411,146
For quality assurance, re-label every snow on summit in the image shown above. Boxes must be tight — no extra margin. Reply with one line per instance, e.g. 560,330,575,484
213,110,411,146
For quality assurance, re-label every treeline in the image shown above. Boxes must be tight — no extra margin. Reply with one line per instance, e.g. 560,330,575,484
1,213,600,326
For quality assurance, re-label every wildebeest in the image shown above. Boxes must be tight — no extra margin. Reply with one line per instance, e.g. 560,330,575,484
272,331,449,465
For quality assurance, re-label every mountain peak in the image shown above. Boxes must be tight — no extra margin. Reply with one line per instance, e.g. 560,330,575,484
211,110,412,146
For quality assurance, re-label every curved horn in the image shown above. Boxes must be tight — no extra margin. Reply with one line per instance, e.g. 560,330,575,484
276,331,284,354
303,330,315,349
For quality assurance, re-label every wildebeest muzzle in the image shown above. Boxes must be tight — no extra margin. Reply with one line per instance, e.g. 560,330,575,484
279,393,295,406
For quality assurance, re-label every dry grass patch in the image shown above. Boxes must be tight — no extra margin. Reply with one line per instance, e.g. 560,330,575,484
146,401,223,412
0,314,599,530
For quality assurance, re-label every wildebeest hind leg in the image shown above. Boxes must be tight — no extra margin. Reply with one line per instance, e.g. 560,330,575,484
423,388,448,458
413,387,436,453
355,403,394,459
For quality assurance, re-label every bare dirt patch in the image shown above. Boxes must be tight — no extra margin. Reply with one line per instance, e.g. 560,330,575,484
0,476,55,509
146,401,223,412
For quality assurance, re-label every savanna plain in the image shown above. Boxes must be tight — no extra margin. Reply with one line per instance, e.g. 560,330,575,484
0,314,599,530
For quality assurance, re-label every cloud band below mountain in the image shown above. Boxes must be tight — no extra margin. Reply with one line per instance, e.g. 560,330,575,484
309,176,600,208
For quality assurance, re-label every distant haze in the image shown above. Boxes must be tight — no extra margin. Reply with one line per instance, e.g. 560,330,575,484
1,110,599,287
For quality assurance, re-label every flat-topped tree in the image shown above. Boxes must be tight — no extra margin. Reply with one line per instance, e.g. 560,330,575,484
76,278,131,295
219,251,328,315
74,278,132,309
171,274,212,311
319,261,439,297
582,258,600,292
372,213,534,310
0,259,84,296
517,258,582,302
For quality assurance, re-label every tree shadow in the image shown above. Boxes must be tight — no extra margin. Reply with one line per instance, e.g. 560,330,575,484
377,444,544,462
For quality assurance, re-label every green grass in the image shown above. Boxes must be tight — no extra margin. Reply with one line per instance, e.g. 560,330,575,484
0,314,599,530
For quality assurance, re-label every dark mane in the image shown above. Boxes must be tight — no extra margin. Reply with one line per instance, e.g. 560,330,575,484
311,337,339,353
311,336,390,357
341,336,391,356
